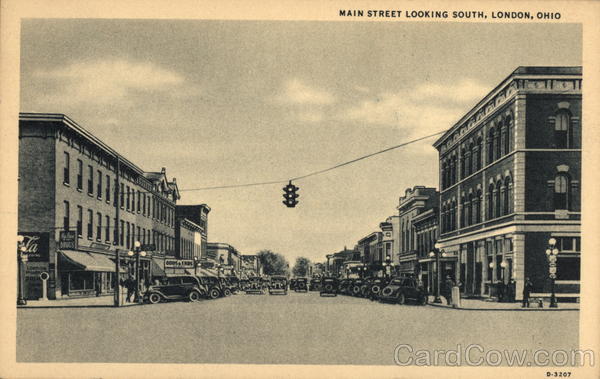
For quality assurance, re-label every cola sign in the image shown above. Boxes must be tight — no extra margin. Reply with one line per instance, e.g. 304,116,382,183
18,232,49,262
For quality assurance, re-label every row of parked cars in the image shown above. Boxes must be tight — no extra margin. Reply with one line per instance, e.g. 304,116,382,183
144,275,241,304
317,275,429,305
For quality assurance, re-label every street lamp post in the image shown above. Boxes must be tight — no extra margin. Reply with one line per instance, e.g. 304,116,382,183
17,235,28,306
429,243,447,304
127,241,146,305
384,255,392,279
193,256,199,276
546,238,559,308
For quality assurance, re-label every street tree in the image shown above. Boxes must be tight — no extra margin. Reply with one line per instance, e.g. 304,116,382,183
292,257,311,277
257,250,289,276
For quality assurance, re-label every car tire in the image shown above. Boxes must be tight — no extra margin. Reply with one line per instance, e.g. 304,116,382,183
224,289,232,297
188,290,201,302
398,293,406,305
419,295,428,305
209,288,220,299
148,293,161,304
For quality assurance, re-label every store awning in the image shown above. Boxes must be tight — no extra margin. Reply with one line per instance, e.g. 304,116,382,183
151,258,166,277
198,268,218,277
59,250,115,272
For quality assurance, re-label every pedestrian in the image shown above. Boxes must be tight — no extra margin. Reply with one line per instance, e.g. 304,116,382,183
125,275,135,303
522,277,533,308
509,278,517,302
95,275,102,297
442,275,454,305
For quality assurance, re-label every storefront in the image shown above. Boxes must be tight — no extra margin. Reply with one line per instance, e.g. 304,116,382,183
58,250,116,297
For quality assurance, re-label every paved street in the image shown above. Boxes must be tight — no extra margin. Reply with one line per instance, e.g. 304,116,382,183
17,292,579,365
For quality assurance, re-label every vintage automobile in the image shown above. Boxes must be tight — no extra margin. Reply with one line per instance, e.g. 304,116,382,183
227,277,241,294
269,276,288,295
245,277,265,294
319,277,339,296
309,278,321,291
337,279,351,295
289,278,297,291
239,279,249,291
199,276,227,299
145,275,207,304
349,279,364,297
365,277,387,300
219,277,234,296
379,276,428,305
294,277,309,292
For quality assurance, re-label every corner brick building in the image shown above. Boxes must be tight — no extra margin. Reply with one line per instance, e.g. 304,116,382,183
433,66,582,300
18,113,179,300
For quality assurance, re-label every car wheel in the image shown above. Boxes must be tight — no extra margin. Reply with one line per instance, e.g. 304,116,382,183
419,295,428,305
188,290,201,302
209,288,220,299
398,293,406,305
148,293,161,304
224,289,232,297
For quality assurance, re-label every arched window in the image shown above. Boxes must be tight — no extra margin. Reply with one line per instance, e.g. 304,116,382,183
555,111,572,149
495,181,502,217
441,161,447,189
495,126,502,159
451,155,457,185
503,177,512,215
476,137,483,170
467,142,474,175
488,184,495,219
500,125,507,157
460,149,466,179
460,195,466,228
554,174,570,210
505,115,512,153
487,128,495,164
467,193,473,226
476,190,482,223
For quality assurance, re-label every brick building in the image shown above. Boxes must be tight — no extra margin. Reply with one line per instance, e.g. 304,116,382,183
174,204,210,261
433,67,581,300
413,206,439,293
397,186,439,276
18,113,179,299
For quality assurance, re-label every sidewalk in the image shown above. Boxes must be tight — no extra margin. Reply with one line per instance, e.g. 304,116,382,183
17,294,142,309
427,296,580,311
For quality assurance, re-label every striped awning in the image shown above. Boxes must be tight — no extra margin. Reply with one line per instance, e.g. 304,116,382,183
59,250,115,272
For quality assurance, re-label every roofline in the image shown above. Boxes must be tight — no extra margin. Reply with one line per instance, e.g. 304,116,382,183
432,66,582,148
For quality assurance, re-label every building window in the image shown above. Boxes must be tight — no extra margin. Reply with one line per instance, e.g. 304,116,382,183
467,194,473,226
476,190,482,224
87,165,94,195
120,183,125,208
495,127,501,160
495,181,502,218
505,116,512,153
87,209,93,239
487,128,495,164
554,174,570,210
476,137,483,170
487,184,494,219
467,143,473,176
460,149,466,179
63,152,70,185
77,206,83,237
96,212,102,241
77,159,83,190
126,222,131,249
450,200,456,230
120,220,124,246
126,186,131,211
97,170,102,198
63,201,70,231
105,175,111,202
137,190,141,213
105,215,110,242
555,111,572,149
143,194,147,216
460,195,466,228
503,177,511,215
113,217,118,243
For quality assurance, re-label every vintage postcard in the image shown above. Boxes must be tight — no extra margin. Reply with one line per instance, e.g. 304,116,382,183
1,0,599,378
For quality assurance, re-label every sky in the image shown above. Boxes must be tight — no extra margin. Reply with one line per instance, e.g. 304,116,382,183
20,19,582,265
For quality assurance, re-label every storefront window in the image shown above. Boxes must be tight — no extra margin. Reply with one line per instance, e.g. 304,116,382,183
556,256,580,280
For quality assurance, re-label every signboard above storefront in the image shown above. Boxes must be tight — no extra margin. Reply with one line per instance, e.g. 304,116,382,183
59,231,78,250
19,232,49,262
164,259,194,268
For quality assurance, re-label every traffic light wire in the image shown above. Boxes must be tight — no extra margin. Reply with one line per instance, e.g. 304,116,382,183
179,130,446,191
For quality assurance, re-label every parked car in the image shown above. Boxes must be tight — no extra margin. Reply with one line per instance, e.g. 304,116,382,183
294,278,309,292
338,279,351,295
219,277,233,296
320,277,339,296
269,276,288,295
379,276,428,305
349,279,364,297
145,275,207,304
309,278,321,291
227,277,241,293
365,278,387,300
289,278,297,291
199,276,226,299
245,277,265,294
239,279,249,291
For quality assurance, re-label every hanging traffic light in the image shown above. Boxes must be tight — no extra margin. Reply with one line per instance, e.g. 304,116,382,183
282,180,299,208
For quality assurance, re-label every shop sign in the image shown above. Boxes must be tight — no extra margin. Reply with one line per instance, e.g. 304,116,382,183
164,259,194,268
59,231,78,250
18,232,49,262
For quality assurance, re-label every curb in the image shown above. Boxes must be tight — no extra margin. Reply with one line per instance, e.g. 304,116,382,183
426,303,579,311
